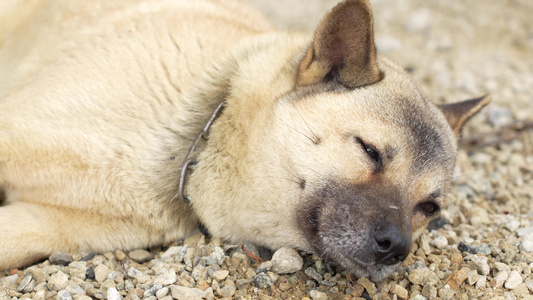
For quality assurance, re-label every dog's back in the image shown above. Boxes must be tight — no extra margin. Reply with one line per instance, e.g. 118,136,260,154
0,0,272,269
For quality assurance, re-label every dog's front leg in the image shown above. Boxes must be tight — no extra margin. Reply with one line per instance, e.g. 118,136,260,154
0,200,163,270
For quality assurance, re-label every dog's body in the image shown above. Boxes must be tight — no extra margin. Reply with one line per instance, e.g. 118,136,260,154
0,0,488,280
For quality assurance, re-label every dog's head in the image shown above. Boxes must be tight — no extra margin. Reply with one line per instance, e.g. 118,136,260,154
188,0,489,281
286,0,489,280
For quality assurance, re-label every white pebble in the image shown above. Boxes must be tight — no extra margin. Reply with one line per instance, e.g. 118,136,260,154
476,276,487,289
161,246,182,258
107,287,121,300
155,286,170,298
57,290,72,300
520,233,533,252
504,270,523,289
492,271,508,288
271,247,304,274
464,255,490,275
430,236,448,249
505,219,520,232
309,289,328,300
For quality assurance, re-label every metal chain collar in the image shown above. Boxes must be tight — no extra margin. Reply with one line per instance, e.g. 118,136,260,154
178,101,226,203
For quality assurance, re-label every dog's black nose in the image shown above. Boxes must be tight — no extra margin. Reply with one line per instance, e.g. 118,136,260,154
374,223,410,265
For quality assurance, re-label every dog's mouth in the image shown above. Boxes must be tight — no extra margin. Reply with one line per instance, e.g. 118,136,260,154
298,202,410,282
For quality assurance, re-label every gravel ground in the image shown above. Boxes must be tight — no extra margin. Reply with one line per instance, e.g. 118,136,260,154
1,0,533,299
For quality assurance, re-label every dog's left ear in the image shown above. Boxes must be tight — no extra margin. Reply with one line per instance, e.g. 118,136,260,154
296,0,382,88
438,95,491,138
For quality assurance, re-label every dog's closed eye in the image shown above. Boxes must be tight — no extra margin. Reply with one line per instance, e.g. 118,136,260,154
355,137,382,171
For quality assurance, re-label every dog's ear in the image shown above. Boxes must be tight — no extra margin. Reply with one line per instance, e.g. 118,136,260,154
296,0,382,88
438,95,491,138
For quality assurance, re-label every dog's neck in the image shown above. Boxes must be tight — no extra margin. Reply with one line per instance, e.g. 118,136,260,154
178,101,226,203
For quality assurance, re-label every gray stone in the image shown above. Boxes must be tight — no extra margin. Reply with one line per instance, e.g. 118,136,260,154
473,244,492,255
144,283,163,297
124,280,134,291
65,282,86,295
256,261,273,273
252,273,273,289
270,247,303,274
169,285,205,300
464,255,490,275
17,275,32,292
154,269,178,286
177,245,188,262
155,286,170,298
57,290,73,300
128,249,153,263
48,271,69,291
126,267,139,278
304,267,323,282
208,247,226,265
50,251,74,266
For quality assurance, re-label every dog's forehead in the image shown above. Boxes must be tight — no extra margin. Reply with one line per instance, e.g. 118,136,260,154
314,58,457,174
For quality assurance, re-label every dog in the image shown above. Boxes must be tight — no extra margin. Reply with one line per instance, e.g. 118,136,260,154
0,0,489,281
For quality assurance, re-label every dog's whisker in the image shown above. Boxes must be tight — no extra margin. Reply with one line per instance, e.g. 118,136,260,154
296,107,321,144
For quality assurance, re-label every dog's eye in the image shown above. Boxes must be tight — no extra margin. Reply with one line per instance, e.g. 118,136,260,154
417,201,440,217
355,138,381,169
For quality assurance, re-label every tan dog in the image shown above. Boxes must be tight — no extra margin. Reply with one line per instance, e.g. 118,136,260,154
0,0,488,280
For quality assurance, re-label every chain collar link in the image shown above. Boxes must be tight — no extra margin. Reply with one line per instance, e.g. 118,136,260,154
178,101,226,203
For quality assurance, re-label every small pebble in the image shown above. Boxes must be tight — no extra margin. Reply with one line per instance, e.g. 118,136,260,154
47,271,69,291
114,250,126,261
504,270,523,289
49,252,74,266
94,264,109,284
270,247,303,274
161,246,182,258
57,290,72,300
252,273,274,289
391,284,408,299
430,236,448,249
309,289,328,300
169,285,205,300
128,249,153,263
464,255,490,275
